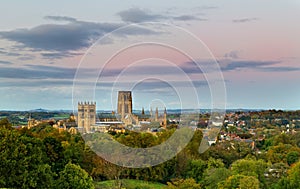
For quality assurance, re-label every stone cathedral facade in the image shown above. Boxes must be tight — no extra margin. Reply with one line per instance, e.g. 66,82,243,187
77,91,167,133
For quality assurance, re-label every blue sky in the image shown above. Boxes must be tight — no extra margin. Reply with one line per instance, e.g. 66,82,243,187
0,0,299,111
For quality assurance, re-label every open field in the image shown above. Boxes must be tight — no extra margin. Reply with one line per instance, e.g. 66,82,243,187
94,179,167,189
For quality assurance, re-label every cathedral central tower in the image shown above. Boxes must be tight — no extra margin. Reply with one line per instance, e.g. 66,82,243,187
117,91,132,119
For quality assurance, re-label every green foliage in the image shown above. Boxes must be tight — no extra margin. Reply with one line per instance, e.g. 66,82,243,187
265,162,289,187
62,139,85,165
95,179,167,189
183,130,203,159
167,178,201,189
274,177,292,189
207,157,225,169
287,161,300,188
267,143,300,164
2,110,300,189
274,161,300,189
55,162,94,189
116,131,158,148
205,141,252,167
203,167,231,189
184,159,207,182
0,118,12,129
291,132,300,148
273,133,295,146
0,128,55,188
230,159,268,187
123,161,176,183
287,151,299,166
43,136,66,173
219,174,259,189
30,122,58,137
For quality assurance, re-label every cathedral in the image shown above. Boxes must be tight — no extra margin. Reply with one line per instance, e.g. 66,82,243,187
77,91,167,133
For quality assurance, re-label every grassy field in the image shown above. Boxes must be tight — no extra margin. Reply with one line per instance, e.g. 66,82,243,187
52,113,70,119
94,179,167,189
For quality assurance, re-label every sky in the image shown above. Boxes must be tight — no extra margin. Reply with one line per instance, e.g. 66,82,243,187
0,0,299,111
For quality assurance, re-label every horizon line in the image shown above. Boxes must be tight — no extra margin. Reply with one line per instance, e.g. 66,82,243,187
1,108,300,112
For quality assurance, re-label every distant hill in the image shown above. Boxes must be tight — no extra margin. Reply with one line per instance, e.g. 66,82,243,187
29,108,49,112
28,108,73,113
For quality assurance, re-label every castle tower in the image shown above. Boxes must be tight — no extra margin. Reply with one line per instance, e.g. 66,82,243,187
117,91,132,119
77,101,96,133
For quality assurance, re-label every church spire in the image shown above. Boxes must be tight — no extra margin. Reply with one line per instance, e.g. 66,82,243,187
142,107,145,115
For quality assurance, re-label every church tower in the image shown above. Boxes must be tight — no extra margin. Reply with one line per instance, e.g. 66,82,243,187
155,107,158,121
117,91,132,119
163,107,167,128
77,102,96,133
142,107,145,115
27,114,34,129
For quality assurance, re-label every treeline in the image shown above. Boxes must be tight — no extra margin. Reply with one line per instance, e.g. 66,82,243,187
1,117,300,188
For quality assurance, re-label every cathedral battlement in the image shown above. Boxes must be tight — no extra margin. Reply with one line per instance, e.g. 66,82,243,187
78,101,96,105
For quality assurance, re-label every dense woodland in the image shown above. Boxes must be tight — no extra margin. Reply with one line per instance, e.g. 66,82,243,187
1,110,300,188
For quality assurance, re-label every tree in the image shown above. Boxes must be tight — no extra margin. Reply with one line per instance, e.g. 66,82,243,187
287,151,299,166
267,143,300,164
274,177,292,189
56,162,94,189
207,157,225,169
62,139,85,165
184,159,207,182
265,162,289,187
291,132,300,148
0,129,55,188
230,159,268,187
0,118,12,129
219,174,259,189
205,141,253,167
203,167,231,189
287,161,300,188
239,175,260,189
167,178,201,189
272,133,294,146
43,136,66,174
